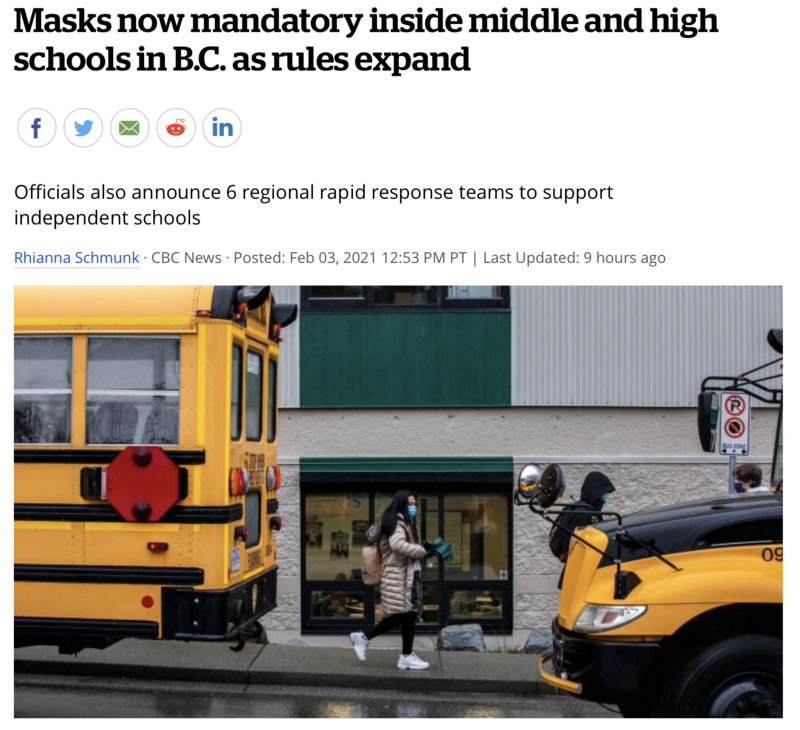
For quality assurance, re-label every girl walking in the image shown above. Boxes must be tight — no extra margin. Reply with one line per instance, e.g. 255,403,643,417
350,490,430,670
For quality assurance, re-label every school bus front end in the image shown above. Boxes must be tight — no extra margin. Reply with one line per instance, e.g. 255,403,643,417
538,496,783,717
14,286,297,653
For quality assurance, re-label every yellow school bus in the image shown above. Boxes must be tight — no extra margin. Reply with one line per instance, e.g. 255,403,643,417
14,286,297,653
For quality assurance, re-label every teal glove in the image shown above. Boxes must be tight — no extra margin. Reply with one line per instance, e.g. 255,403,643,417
431,540,454,563
423,537,444,558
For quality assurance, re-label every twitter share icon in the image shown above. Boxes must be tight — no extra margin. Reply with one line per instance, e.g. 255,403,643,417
64,108,102,147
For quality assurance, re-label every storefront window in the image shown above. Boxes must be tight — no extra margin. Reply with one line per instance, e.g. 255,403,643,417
449,589,505,620
304,492,370,581
302,484,511,632
311,588,366,619
443,494,509,580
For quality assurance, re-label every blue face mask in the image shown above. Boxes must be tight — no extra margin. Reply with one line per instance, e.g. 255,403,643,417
407,505,417,519
600,493,610,503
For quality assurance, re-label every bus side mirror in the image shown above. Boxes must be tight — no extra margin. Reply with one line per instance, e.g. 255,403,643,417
697,392,719,453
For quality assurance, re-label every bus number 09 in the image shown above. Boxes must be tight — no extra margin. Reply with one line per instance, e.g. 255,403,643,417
762,547,783,562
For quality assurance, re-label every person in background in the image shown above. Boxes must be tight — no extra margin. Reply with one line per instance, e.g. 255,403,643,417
349,490,432,670
734,464,769,494
552,471,616,589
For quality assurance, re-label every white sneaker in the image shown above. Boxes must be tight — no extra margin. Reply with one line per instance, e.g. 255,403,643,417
397,653,429,670
350,632,369,661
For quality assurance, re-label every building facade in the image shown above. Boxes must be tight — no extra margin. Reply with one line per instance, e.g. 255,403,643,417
265,286,782,644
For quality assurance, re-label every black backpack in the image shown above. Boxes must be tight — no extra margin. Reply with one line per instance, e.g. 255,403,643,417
548,501,595,562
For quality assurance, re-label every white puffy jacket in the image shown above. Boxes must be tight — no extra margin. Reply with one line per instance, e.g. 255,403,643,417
378,515,427,616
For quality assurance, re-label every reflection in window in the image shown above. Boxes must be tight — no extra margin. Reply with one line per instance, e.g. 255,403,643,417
446,286,503,300
311,588,366,619
443,494,509,580
245,351,263,441
14,337,72,444
304,493,370,581
450,589,505,619
86,337,179,445
373,286,436,306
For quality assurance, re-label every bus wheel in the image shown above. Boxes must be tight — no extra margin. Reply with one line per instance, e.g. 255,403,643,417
656,635,782,718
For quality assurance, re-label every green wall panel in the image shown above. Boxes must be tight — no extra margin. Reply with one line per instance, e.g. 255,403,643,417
300,312,511,408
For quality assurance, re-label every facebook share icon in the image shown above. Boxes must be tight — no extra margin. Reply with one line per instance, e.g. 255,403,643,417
18,108,56,147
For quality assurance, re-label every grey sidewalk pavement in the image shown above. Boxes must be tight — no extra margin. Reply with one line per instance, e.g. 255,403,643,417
15,639,552,696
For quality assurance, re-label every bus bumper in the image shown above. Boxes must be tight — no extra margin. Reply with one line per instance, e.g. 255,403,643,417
162,566,278,641
545,619,662,704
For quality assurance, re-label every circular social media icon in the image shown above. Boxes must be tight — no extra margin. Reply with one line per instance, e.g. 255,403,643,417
19,108,57,147
203,109,242,147
64,108,103,147
157,109,195,147
110,109,149,148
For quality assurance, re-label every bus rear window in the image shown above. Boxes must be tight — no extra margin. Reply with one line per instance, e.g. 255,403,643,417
14,337,72,444
86,337,180,445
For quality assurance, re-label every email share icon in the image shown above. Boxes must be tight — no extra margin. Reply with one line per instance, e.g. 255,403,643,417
119,120,140,136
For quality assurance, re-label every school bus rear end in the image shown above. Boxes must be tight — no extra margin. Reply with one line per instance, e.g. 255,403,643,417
14,285,296,652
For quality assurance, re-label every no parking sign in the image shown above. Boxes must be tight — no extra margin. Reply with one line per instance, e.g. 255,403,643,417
719,392,750,455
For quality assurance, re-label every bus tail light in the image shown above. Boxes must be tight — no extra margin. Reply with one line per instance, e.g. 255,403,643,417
147,542,169,553
234,525,249,541
229,467,250,496
267,466,281,491
270,515,282,531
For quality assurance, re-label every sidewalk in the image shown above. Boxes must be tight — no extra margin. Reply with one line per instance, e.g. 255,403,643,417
14,638,551,696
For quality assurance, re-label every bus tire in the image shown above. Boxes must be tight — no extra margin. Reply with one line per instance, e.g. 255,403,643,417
655,634,782,718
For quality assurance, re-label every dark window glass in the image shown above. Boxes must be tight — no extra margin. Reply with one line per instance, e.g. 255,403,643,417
245,350,263,441
267,359,277,443
301,286,509,311
231,345,242,440
696,518,783,548
245,491,261,549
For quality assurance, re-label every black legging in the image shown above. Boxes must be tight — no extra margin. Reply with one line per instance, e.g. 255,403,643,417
364,612,417,655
